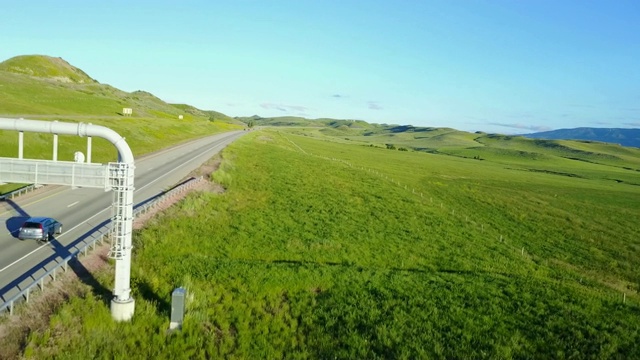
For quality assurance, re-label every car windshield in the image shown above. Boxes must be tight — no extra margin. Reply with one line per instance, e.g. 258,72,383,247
22,222,42,229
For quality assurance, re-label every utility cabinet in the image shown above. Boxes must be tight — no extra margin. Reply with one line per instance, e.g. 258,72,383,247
170,287,186,330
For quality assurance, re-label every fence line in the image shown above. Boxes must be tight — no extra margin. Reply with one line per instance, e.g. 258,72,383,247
0,176,204,316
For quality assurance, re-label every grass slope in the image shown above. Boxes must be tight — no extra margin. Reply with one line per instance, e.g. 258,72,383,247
238,115,374,129
0,68,194,119
0,55,96,83
291,127,640,186
0,55,243,194
0,55,241,122
7,129,640,358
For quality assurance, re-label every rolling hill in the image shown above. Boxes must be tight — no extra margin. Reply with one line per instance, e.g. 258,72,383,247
0,55,97,84
248,117,640,177
0,54,244,194
246,113,640,153
522,127,640,148
0,54,239,124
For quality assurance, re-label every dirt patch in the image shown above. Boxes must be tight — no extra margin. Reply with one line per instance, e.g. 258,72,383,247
132,178,216,230
0,244,111,359
133,156,224,230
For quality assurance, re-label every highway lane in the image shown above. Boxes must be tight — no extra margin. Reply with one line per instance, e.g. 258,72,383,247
0,130,245,302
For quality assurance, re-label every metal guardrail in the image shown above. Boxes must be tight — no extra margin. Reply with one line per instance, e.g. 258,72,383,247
0,176,204,315
0,184,41,200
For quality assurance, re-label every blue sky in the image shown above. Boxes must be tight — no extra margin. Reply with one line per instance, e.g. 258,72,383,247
1,0,638,133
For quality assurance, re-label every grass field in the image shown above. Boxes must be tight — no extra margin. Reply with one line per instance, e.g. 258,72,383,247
4,128,639,359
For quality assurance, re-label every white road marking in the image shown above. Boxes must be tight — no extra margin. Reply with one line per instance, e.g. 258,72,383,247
67,201,79,208
136,142,224,192
0,243,50,273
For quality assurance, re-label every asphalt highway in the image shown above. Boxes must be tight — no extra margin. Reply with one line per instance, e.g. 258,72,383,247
0,130,245,303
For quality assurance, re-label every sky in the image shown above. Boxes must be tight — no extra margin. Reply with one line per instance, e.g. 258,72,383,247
1,0,639,134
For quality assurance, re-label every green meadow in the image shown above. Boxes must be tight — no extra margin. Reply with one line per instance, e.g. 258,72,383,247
5,128,640,359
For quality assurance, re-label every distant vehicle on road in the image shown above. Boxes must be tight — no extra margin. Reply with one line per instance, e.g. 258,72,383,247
18,217,62,242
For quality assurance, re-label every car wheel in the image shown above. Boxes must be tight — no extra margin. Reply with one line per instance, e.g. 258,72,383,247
44,233,50,242
57,225,62,234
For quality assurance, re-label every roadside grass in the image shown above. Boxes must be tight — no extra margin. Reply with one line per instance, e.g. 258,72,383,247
9,129,640,358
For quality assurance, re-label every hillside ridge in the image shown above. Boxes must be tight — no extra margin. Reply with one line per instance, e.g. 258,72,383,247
0,54,241,123
0,55,97,84
522,127,640,148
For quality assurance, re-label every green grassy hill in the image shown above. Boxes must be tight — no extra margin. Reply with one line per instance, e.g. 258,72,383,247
0,55,97,83
0,64,186,119
287,125,640,186
238,115,321,127
0,55,244,122
238,115,375,129
169,104,244,125
245,116,640,166
204,110,246,125
0,54,243,194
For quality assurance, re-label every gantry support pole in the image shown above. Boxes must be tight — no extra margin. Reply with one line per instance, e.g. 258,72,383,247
0,117,136,321
108,161,136,320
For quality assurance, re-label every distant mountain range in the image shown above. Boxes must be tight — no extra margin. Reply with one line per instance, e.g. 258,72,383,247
522,128,640,148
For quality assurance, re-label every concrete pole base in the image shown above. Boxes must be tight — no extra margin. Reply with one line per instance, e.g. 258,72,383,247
111,297,135,321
